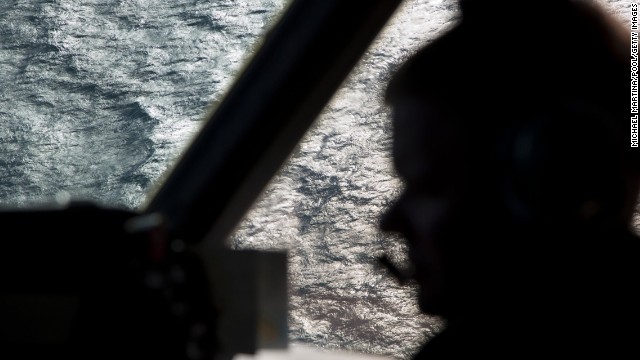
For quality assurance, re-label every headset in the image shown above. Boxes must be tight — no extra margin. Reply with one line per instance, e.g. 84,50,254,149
498,99,628,225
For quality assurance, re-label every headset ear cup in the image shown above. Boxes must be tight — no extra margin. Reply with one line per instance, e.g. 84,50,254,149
502,101,625,224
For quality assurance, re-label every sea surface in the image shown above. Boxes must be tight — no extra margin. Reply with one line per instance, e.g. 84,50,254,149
0,1,636,359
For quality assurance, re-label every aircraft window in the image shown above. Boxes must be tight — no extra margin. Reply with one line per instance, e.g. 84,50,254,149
228,1,457,357
1,1,637,359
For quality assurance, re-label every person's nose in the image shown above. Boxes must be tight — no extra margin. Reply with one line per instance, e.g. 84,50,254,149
380,191,453,240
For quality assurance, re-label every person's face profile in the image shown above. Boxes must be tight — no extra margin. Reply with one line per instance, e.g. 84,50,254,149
380,97,470,316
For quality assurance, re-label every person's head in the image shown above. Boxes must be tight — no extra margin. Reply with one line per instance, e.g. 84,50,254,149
380,0,639,321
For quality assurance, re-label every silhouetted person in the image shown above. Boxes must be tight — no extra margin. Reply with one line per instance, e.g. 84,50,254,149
380,1,639,358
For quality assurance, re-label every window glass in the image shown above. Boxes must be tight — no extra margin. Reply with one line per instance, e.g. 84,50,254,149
0,1,636,359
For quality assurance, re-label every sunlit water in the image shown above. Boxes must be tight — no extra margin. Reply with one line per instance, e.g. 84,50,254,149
0,1,636,359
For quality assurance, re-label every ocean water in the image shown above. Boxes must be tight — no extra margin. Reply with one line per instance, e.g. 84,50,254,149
0,0,289,208
0,1,636,359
